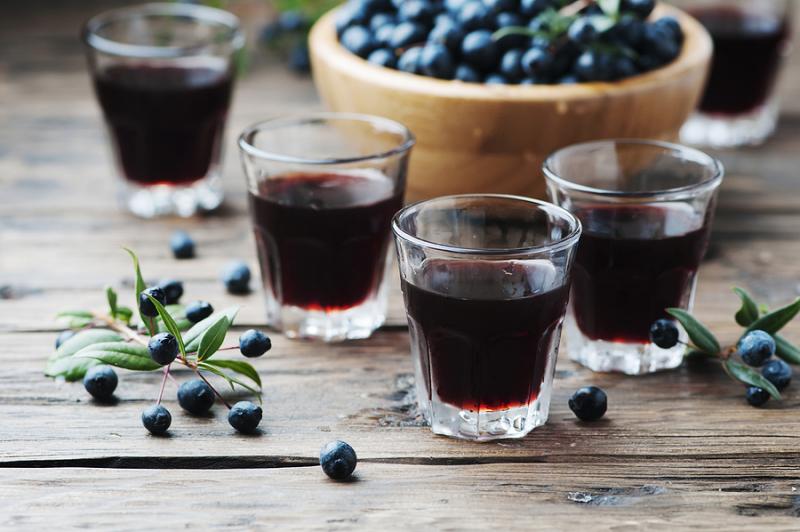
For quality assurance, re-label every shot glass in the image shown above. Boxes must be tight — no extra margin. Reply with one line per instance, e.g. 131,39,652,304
239,113,414,342
675,0,792,148
393,195,581,441
544,140,724,375
83,3,244,218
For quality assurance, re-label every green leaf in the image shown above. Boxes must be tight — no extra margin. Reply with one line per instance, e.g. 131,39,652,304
666,308,721,355
198,361,261,400
146,294,185,357
45,356,101,381
55,310,95,328
597,0,620,17
586,14,616,33
49,329,123,362
184,307,240,352
106,286,118,317
775,334,800,365
724,359,781,400
733,287,760,327
155,305,190,333
115,306,134,324
202,359,261,388
124,248,153,335
56,310,93,319
76,341,161,371
197,316,230,361
746,298,800,335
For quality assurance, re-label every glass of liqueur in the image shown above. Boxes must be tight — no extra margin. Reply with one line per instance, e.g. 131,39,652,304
676,0,792,148
83,3,243,217
239,114,414,341
544,140,724,375
392,195,580,440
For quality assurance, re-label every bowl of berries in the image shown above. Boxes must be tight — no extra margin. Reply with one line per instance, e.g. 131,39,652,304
309,0,712,201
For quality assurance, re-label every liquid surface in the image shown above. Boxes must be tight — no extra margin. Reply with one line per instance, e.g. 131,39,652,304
571,205,711,343
94,65,233,185
249,172,402,311
403,260,569,411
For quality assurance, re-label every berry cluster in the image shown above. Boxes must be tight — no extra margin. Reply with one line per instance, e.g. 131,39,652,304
336,0,683,84
169,231,253,295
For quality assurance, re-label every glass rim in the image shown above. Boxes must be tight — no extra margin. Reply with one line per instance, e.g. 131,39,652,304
82,2,244,59
542,139,725,200
238,112,416,165
392,194,582,256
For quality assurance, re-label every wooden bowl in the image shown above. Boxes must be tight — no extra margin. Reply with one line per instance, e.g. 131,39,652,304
309,5,712,202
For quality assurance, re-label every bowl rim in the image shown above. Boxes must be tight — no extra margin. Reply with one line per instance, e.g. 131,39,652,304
309,3,713,101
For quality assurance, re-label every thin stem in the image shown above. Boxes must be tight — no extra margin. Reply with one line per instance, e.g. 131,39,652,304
194,368,232,409
93,312,148,345
157,364,170,405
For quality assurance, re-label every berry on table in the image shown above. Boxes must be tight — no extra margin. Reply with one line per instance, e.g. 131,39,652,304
568,386,607,421
239,329,272,358
745,386,770,407
170,231,195,259
158,279,184,305
761,359,792,391
222,261,252,295
83,365,118,401
738,330,776,367
649,319,680,349
320,440,358,481
55,330,75,349
142,404,172,435
148,332,179,366
177,379,216,415
138,286,166,318
228,401,263,433
185,301,214,324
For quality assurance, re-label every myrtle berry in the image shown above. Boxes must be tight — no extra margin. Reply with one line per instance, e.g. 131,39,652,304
428,18,465,53
177,379,215,415
278,10,310,32
55,330,76,349
654,16,683,43
521,47,554,78
341,25,375,58
398,46,424,73
170,231,195,259
398,0,435,26
228,401,263,433
368,48,397,68
520,0,555,18
390,21,428,49
461,30,499,72
568,386,607,421
649,319,680,349
574,49,614,81
640,23,680,63
419,43,455,79
761,359,792,391
613,15,645,47
148,332,179,366
483,0,515,15
457,1,493,32
158,279,184,305
142,404,172,435
494,12,527,49
374,23,396,47
500,48,524,82
621,0,655,19
745,386,770,407
239,329,272,358
567,17,600,45
138,286,167,318
222,261,251,295
370,13,395,32
185,301,214,324
83,365,118,401
320,440,357,481
484,73,508,84
445,0,467,14
738,330,776,367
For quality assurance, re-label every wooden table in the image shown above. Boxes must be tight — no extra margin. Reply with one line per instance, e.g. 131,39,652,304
2,2,800,529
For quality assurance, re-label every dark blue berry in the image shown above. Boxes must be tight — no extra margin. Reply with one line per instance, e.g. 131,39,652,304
580,2,604,16
484,73,508,84
612,15,645,47
654,16,683,43
370,13,395,32
397,46,424,73
222,261,251,295
500,48,524,82
762,359,792,391
239,329,272,358
419,43,456,79
398,0,436,26
138,286,166,318
83,365,118,401
55,330,75,349
483,0,516,15
521,46,554,78
142,404,172,435
454,63,481,82
520,0,554,18
494,12,527,49
228,401,263,433
445,0,468,14
336,3,370,36
288,43,311,73
649,319,680,349
177,379,215,415
390,21,428,49
738,330,776,367
458,1,494,31
320,440,357,481
158,279,184,305
567,17,600,45
428,18,465,53
148,332,179,366
558,74,579,84
613,56,638,79
745,386,770,407
574,49,614,81
374,24,396,47
170,231,195,259
621,0,655,19
640,23,679,63
185,301,213,324
461,29,499,72
568,386,607,421
341,26,375,58
368,48,397,68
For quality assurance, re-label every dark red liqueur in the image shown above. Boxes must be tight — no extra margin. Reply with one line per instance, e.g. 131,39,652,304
571,205,712,344
689,6,789,115
402,260,570,412
249,172,402,311
93,65,233,185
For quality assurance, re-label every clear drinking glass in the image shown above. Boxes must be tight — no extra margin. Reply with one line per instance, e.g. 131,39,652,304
544,140,724,375
83,3,244,218
239,113,414,342
674,0,792,148
393,195,581,441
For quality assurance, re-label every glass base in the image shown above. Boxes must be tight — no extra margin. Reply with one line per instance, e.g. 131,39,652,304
119,173,224,218
427,399,550,442
680,99,779,149
278,302,386,342
565,318,684,375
